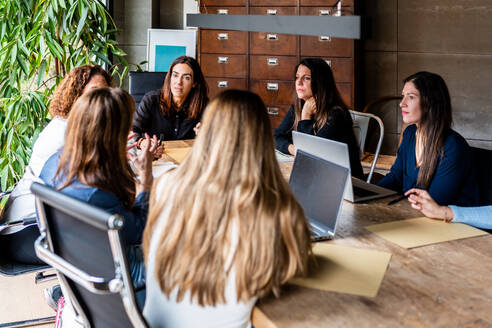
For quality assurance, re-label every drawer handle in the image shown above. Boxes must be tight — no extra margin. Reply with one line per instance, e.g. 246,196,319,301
319,36,331,41
319,9,331,16
267,107,279,115
267,9,277,15
218,81,228,88
267,83,279,91
267,34,278,40
218,57,229,63
267,58,278,66
217,9,228,15
325,60,332,66
217,33,228,40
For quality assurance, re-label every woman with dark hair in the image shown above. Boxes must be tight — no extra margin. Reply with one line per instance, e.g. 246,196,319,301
378,71,479,206
274,58,363,179
143,90,311,327
133,56,208,157
0,65,112,265
40,87,155,289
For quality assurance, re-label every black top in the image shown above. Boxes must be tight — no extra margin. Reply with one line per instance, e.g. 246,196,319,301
274,105,364,179
132,89,203,140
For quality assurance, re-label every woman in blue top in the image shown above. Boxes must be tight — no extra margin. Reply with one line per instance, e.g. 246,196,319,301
406,188,491,230
378,71,478,206
40,87,156,289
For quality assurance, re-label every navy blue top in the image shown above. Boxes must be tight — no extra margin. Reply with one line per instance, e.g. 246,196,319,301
39,152,149,245
378,124,479,206
274,105,364,180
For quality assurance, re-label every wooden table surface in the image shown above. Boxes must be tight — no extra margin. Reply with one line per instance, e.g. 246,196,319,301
161,140,492,328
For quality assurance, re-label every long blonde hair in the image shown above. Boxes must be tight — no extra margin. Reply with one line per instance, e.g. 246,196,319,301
143,89,311,306
55,88,136,208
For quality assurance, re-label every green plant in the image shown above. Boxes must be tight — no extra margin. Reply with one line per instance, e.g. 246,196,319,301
0,0,128,192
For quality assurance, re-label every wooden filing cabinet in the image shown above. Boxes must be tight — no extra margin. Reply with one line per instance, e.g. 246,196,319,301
199,0,358,128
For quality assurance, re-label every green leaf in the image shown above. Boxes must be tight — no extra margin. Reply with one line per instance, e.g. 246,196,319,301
75,6,89,37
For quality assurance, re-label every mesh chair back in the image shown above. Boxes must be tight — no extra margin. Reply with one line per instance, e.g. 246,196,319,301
129,71,167,108
32,182,147,328
472,147,492,206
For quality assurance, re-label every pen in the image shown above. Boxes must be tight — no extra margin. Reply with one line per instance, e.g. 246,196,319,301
387,195,408,205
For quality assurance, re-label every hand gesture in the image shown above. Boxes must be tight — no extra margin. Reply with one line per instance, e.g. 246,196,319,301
139,135,164,160
301,97,316,121
193,122,201,136
130,133,157,193
405,188,453,222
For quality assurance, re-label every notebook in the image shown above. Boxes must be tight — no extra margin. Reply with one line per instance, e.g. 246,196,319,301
292,131,397,203
289,150,348,241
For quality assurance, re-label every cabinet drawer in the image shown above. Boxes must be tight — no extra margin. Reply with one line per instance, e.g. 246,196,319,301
200,0,246,6
300,0,353,6
264,104,290,128
301,57,353,83
249,80,294,106
201,54,247,78
337,82,352,108
200,6,246,14
250,0,297,6
300,6,353,16
301,36,352,57
200,29,248,54
249,6,297,15
250,32,297,55
206,77,248,98
250,55,297,80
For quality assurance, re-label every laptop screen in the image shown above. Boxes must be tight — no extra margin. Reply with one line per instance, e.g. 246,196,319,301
289,150,349,233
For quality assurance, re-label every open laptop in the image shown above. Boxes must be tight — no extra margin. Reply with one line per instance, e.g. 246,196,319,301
289,150,349,241
292,131,397,203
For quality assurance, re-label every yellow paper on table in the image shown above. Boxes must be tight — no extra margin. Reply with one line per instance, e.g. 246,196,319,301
366,217,488,249
290,243,391,298
165,147,191,164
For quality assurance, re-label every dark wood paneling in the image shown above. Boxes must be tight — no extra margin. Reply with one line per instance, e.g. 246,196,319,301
201,54,248,78
250,55,297,80
249,6,298,15
337,82,352,107
206,77,248,98
250,32,298,55
250,0,297,6
200,29,248,54
265,104,291,128
249,80,294,105
199,6,247,14
201,0,246,6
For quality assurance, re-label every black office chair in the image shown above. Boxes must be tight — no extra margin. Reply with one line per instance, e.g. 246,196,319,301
472,146,492,206
129,71,167,108
31,182,148,328
0,194,56,328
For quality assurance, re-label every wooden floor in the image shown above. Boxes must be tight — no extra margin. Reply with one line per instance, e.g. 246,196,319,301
0,272,57,327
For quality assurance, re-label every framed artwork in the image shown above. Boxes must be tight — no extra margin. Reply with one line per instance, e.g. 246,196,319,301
147,29,196,72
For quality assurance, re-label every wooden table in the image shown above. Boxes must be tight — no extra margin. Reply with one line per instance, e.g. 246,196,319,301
161,141,492,328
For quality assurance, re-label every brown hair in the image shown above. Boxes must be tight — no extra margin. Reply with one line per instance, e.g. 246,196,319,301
293,58,349,133
144,89,311,307
159,56,208,119
403,71,452,188
55,88,136,208
49,65,113,118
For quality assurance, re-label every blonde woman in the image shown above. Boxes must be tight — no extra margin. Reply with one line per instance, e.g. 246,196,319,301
143,89,312,328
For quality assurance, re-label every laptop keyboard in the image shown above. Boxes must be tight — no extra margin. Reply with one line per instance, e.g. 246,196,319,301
353,186,379,198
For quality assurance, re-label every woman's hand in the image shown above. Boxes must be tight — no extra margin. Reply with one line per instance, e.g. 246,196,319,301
130,133,157,193
126,132,138,160
138,135,164,159
405,188,454,222
193,122,201,136
301,97,317,121
288,144,296,156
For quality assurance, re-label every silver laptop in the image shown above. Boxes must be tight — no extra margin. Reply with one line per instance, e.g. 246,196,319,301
289,150,348,241
292,131,397,203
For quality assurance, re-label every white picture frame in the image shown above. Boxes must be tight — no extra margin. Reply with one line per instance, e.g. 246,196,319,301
147,29,196,72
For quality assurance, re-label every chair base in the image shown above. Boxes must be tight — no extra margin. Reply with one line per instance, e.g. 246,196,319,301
0,316,56,328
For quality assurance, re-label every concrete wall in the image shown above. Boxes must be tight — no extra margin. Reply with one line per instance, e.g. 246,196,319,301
362,0,492,153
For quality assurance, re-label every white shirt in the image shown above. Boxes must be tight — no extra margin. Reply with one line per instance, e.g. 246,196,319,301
1,117,67,233
143,176,256,328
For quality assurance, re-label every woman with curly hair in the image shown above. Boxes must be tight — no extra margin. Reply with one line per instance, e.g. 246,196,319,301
0,65,112,265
